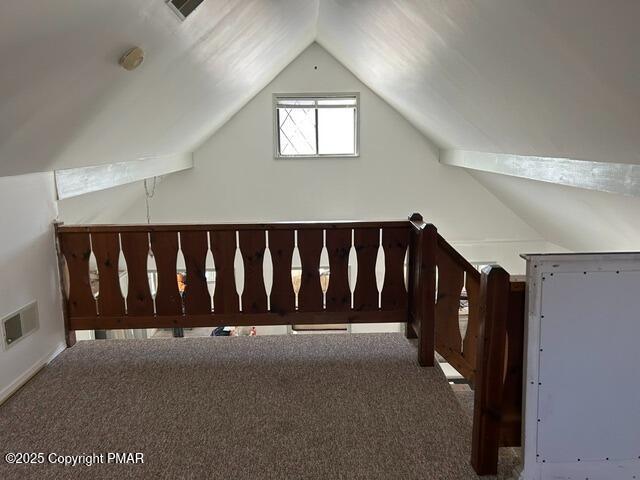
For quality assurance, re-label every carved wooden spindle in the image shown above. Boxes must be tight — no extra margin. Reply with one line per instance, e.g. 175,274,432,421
120,232,154,316
238,230,268,313
297,229,323,312
59,232,97,317
380,227,409,310
353,228,380,311
463,271,481,376
150,231,182,316
180,231,212,314
268,229,295,314
91,232,125,316
325,229,351,311
210,230,239,314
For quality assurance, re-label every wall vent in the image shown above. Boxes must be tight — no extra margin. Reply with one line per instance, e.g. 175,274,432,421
166,0,205,20
2,301,38,350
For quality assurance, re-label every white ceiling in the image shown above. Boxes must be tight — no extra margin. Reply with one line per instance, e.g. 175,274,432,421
0,0,317,177
3,0,640,178
4,1,640,251
317,0,640,164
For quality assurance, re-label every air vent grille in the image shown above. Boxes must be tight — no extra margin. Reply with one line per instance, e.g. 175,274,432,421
2,302,38,349
167,0,205,20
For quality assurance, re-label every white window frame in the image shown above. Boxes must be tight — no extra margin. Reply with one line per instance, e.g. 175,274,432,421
273,93,360,158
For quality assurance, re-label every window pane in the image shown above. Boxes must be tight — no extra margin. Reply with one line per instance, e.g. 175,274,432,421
277,98,315,107
278,107,317,156
317,107,355,155
317,97,357,107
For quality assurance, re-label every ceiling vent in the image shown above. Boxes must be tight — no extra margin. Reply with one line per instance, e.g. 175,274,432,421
166,0,205,20
2,301,39,350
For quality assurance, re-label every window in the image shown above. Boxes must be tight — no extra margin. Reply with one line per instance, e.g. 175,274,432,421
274,94,359,158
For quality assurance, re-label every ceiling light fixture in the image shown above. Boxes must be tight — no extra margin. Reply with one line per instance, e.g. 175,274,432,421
119,47,144,71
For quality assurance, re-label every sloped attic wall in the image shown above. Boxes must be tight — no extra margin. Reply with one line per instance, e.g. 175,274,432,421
471,172,640,252
316,0,640,165
67,43,562,273
0,0,317,177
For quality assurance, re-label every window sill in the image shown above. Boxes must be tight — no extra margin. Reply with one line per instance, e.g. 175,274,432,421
275,154,360,160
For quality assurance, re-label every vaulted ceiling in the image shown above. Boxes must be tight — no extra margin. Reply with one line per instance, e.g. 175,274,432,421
3,1,640,249
0,0,317,177
317,0,640,165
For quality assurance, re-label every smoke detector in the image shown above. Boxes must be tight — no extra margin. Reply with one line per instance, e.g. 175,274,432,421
119,47,144,71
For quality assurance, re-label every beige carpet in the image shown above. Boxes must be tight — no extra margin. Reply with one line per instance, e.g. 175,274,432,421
0,334,515,479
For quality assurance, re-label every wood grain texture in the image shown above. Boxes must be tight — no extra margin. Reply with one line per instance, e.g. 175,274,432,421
239,230,267,313
418,224,437,367
59,232,96,317
268,229,295,314
406,220,423,339
381,227,409,310
59,220,408,234
471,266,510,475
500,281,526,448
437,234,481,282
210,230,239,314
463,272,481,382
54,224,76,346
120,232,154,316
180,231,212,314
353,228,380,311
150,231,182,315
434,244,465,366
91,232,125,316
297,229,324,312
325,229,352,311
69,309,406,330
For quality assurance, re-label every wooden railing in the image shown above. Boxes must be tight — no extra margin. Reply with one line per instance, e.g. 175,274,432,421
435,234,482,382
55,214,524,476
433,234,525,475
471,267,525,475
55,217,434,360
435,236,525,475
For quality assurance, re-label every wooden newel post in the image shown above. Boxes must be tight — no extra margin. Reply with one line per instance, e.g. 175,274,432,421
406,213,436,367
471,265,510,475
54,222,76,347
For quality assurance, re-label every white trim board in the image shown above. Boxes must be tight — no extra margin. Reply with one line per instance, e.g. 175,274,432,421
0,341,66,405
54,153,194,200
440,149,640,197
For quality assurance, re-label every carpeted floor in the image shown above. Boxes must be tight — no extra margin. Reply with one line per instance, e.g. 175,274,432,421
0,334,517,479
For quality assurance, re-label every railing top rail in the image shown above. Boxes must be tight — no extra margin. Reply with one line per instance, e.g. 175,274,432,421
57,220,409,233
436,234,481,282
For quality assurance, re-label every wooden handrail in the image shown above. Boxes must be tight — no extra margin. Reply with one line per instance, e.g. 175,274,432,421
436,234,481,282
57,220,408,233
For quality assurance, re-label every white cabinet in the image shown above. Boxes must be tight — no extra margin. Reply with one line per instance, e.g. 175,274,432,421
520,253,640,480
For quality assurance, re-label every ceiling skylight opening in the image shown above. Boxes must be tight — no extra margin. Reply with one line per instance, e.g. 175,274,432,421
166,0,206,20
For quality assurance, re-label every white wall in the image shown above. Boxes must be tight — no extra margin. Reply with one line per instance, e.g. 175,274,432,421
98,43,559,274
472,171,640,253
0,172,66,403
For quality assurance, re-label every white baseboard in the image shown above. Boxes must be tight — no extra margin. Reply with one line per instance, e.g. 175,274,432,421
0,341,66,405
